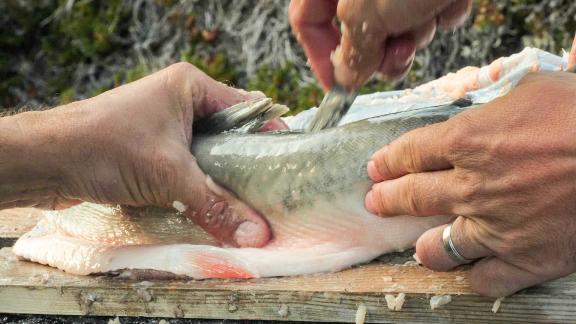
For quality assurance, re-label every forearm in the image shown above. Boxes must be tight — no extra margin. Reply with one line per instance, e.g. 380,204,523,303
0,104,90,209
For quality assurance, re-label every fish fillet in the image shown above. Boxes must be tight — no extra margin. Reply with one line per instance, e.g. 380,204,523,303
13,48,569,279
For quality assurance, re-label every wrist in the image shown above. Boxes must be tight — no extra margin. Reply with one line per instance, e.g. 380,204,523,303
0,102,93,208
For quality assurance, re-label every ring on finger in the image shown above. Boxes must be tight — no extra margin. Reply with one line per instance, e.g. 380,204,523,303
442,223,475,264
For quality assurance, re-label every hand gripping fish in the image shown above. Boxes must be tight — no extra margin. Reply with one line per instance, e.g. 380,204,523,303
12,48,571,279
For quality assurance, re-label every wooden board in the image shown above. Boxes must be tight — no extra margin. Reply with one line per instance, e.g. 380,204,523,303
1,208,576,323
0,208,42,247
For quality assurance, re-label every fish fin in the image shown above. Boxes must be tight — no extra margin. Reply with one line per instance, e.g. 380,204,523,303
194,98,289,134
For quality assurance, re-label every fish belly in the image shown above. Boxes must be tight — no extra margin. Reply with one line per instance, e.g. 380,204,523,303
13,201,450,278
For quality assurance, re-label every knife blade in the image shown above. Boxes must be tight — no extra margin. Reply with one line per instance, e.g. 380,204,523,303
306,85,357,132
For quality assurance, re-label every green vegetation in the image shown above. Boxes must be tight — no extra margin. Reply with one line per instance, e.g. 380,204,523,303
1,0,574,112
247,64,322,114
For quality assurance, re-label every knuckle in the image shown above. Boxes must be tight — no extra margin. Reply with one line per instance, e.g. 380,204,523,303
403,133,422,173
163,62,208,107
164,62,205,88
336,0,357,24
288,1,305,27
444,118,474,157
404,175,423,215
456,171,483,203
167,61,201,76
373,150,394,179
371,185,388,214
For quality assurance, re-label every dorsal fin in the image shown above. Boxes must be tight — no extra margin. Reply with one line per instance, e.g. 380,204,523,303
194,98,289,134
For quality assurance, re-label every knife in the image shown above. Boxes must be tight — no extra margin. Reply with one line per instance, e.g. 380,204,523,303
306,85,357,132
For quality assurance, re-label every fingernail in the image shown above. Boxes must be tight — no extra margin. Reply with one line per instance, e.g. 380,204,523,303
403,52,415,67
393,53,415,74
247,90,266,100
367,161,384,182
234,221,268,248
365,190,379,214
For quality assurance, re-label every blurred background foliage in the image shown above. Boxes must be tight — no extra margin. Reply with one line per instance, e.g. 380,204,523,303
0,0,575,114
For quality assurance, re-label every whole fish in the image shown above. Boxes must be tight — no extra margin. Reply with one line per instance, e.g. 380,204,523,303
13,48,568,278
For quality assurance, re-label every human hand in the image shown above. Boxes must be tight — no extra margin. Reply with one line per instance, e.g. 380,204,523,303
15,63,285,248
289,0,472,91
365,72,576,297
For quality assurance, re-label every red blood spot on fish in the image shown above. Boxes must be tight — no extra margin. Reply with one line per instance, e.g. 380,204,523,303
194,254,254,279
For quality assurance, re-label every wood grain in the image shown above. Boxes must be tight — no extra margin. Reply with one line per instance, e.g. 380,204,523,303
0,208,42,247
1,248,575,323
1,208,575,323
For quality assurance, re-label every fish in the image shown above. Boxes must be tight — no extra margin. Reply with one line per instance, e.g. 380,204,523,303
12,47,569,279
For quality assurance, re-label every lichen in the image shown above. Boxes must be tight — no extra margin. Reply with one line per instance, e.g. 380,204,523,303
1,0,574,112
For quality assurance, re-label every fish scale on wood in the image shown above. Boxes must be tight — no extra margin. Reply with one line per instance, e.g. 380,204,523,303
12,47,570,279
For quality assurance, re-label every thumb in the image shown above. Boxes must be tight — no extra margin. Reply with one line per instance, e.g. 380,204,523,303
174,154,271,248
470,257,541,297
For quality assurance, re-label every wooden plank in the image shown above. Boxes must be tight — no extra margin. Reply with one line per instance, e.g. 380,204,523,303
1,248,575,323
1,208,575,322
0,208,43,247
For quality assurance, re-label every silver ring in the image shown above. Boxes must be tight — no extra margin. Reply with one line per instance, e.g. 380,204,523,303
442,223,474,264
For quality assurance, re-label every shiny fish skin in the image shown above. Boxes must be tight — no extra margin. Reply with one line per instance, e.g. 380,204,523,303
14,106,459,278
13,47,568,279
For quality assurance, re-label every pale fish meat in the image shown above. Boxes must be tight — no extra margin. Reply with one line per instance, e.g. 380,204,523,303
13,48,569,279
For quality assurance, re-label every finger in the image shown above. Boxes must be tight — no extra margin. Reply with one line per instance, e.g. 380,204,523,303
412,19,438,50
289,0,340,90
376,19,436,80
334,0,460,89
437,0,473,29
375,0,461,32
368,122,453,182
415,217,492,271
334,1,387,89
365,170,459,217
259,118,289,132
377,36,416,80
569,33,576,69
164,63,263,121
470,257,542,297
176,155,271,248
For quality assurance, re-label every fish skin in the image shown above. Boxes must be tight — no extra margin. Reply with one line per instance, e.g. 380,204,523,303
13,104,460,278
14,47,567,279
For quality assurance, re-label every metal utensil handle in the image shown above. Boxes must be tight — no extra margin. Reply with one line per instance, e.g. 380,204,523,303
306,85,357,132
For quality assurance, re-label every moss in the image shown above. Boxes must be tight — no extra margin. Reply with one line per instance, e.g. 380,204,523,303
182,51,238,84
111,64,147,88
0,1,56,107
46,0,129,62
58,88,76,104
247,64,322,114
1,0,574,112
